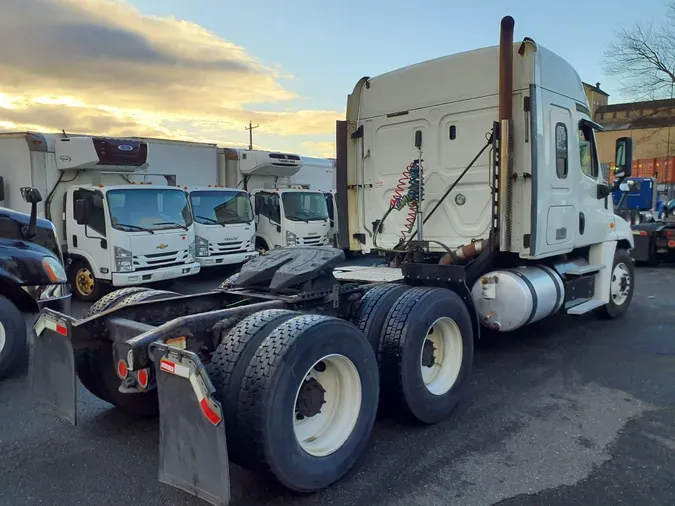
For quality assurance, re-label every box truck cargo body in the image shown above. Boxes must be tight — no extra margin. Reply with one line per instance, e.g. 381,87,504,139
0,132,200,300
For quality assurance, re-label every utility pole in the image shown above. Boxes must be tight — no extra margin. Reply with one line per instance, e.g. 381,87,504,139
245,121,259,151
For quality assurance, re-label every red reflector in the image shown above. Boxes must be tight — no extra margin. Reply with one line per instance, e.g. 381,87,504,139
667,231,674,237
199,398,222,425
668,240,675,248
639,231,648,236
56,324,68,336
137,369,149,388
117,360,128,379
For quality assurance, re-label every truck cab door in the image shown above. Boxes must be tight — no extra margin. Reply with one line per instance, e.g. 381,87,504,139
574,118,616,246
533,92,577,257
66,188,111,278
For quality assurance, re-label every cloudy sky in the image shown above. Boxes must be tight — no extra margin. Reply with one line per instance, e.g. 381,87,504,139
0,0,664,157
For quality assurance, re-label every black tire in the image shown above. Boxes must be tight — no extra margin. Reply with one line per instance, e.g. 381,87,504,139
209,309,299,464
75,289,180,416
0,296,27,380
69,259,106,302
236,315,379,492
77,287,155,400
378,287,474,424
597,248,635,319
255,237,269,255
350,283,409,351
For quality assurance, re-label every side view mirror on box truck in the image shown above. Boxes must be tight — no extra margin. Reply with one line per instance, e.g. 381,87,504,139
614,137,633,180
20,187,42,204
74,198,87,225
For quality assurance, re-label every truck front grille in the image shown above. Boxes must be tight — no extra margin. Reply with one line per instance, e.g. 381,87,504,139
134,249,190,270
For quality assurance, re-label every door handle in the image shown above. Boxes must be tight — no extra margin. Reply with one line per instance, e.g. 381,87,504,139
579,212,586,235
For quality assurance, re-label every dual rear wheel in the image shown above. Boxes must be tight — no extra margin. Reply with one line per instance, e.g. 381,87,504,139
208,284,473,492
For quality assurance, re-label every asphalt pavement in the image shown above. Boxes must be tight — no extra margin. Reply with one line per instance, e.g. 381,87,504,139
1,261,674,506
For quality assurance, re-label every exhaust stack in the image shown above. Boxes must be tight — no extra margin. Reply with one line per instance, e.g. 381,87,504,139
497,16,515,251
499,16,515,122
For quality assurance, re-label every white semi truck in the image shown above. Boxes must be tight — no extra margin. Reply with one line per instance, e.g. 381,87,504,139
219,148,332,251
0,133,200,301
30,16,636,506
132,138,259,268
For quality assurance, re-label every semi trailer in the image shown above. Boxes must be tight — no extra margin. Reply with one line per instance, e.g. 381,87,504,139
0,133,200,301
30,15,634,506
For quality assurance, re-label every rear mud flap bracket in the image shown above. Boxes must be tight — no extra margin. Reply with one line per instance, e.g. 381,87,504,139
150,342,231,506
30,311,77,425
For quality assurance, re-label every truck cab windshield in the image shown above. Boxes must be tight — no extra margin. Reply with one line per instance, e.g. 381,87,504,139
107,188,192,232
190,190,253,225
281,192,329,222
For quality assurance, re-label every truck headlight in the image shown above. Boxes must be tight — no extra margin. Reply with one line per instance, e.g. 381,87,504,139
115,247,133,272
42,256,67,283
188,241,195,262
196,235,209,257
286,231,297,246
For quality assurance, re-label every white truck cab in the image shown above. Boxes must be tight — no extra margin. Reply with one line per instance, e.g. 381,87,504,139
250,188,331,250
0,133,201,300
68,183,200,299
186,186,259,267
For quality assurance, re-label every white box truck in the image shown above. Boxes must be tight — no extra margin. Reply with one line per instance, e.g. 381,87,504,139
219,148,332,251
0,133,200,300
132,138,259,268
291,156,339,246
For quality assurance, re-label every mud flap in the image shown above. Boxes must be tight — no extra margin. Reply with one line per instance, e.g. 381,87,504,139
150,343,231,506
30,311,77,425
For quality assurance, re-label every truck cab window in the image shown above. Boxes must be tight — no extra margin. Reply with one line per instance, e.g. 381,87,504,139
555,123,568,179
73,189,106,237
578,122,599,179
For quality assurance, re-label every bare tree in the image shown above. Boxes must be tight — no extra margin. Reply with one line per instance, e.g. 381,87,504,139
604,2,675,100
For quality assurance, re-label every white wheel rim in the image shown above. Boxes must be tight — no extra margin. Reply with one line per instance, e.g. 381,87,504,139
420,317,463,396
611,262,631,305
293,354,362,457
0,322,5,354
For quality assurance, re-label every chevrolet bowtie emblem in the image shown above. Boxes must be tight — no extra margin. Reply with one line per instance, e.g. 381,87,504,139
156,244,168,249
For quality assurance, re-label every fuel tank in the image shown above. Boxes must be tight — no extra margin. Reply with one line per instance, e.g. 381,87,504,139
470,265,565,332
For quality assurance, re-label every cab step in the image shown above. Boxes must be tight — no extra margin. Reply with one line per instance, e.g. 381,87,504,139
566,299,606,315
565,264,605,276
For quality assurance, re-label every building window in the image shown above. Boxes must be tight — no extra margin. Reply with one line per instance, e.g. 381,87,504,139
555,123,568,179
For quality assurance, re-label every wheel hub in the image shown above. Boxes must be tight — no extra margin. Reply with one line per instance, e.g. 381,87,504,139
295,377,326,419
76,268,94,295
421,339,436,368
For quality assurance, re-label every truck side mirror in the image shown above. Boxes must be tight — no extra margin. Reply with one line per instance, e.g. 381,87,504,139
614,137,632,180
19,187,42,239
20,186,42,204
74,198,87,225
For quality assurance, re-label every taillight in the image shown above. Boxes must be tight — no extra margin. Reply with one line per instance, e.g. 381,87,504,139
668,240,675,249
136,368,150,389
117,360,128,379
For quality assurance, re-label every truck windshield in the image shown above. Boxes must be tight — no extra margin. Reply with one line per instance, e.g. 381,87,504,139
281,192,329,222
190,190,253,225
107,188,192,232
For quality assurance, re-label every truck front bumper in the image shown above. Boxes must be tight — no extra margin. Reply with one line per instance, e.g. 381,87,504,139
196,251,259,267
112,262,201,286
